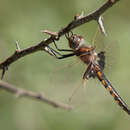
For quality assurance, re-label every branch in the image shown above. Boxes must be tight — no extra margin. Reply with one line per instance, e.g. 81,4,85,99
0,0,119,108
0,80,72,110
0,0,119,75
58,0,119,36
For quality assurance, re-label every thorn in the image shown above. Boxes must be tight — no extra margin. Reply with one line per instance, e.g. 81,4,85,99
41,30,59,40
15,41,21,51
44,46,56,57
97,16,107,37
1,66,8,80
74,11,84,20
109,0,115,3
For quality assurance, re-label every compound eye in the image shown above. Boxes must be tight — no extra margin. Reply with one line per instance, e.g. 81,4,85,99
72,36,75,40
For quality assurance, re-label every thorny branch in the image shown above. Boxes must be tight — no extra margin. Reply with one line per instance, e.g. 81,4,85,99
0,0,119,108
0,0,119,72
0,80,72,110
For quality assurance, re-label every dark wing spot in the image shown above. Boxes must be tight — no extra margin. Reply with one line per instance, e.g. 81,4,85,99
97,51,105,70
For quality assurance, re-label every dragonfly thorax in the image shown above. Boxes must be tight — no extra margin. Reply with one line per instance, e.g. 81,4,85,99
68,34,103,68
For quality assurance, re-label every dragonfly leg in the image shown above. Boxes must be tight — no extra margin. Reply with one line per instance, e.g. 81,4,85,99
47,45,63,57
65,31,73,40
52,39,73,52
47,45,76,59
56,53,76,59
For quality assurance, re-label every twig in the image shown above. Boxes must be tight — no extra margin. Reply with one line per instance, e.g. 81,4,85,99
0,0,119,73
0,80,72,110
58,0,119,36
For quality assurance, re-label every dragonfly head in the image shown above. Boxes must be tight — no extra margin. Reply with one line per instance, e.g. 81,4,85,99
68,34,85,50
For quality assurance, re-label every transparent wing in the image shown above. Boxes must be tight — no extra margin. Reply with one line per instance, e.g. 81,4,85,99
92,28,120,74
49,56,90,106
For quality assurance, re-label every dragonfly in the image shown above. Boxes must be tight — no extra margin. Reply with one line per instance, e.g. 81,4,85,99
47,31,130,116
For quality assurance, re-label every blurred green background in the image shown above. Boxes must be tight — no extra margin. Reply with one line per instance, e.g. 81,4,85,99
0,0,130,130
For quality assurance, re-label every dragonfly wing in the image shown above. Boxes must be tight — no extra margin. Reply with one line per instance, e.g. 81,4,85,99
83,62,96,80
